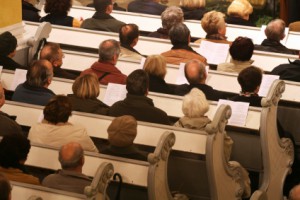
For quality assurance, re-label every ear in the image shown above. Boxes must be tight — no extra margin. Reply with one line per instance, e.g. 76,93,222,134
132,37,138,47
81,156,85,166
47,77,52,86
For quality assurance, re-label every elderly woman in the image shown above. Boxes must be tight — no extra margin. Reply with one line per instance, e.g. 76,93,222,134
68,73,109,115
195,10,230,44
143,55,174,94
226,0,255,26
40,0,82,27
180,0,206,20
28,95,98,152
148,6,184,39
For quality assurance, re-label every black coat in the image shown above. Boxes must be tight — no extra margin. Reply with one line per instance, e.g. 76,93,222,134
181,7,206,20
40,14,73,27
230,95,262,107
271,60,300,82
53,67,78,80
0,55,26,71
101,145,148,161
255,39,299,55
225,16,255,27
148,75,174,95
22,1,40,22
0,111,23,137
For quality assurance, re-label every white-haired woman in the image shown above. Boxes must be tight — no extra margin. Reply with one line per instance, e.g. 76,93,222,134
226,0,255,26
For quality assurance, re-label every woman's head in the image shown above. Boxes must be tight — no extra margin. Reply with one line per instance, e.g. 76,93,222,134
143,55,167,79
201,10,226,36
72,73,100,99
182,88,209,118
227,0,253,20
44,0,72,15
180,0,206,9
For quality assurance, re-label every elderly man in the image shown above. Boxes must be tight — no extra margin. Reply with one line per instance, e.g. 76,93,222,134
81,39,127,85
81,0,125,32
40,42,78,79
255,19,298,55
175,59,226,101
12,60,55,106
109,69,170,125
127,0,167,16
42,142,92,194
119,23,144,60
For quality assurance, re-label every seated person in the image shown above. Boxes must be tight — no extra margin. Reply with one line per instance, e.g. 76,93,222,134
217,36,254,73
0,83,23,137
102,115,148,161
270,59,300,82
0,173,12,200
148,6,184,39
22,0,41,22
174,88,211,130
42,142,92,194
226,0,255,27
81,0,125,33
289,21,300,32
12,60,55,106
40,42,78,79
230,66,263,107
180,0,206,20
195,10,231,44
0,134,40,185
119,23,144,60
87,1,126,11
40,0,82,27
0,32,25,70
28,95,98,152
255,19,299,55
161,23,207,65
143,54,175,94
109,69,171,125
68,73,109,115
175,59,227,101
81,39,127,85
289,184,300,200
127,0,167,16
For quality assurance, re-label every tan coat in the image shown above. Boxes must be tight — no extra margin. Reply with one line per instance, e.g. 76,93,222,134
217,59,254,73
161,49,207,65
0,167,40,185
119,46,144,61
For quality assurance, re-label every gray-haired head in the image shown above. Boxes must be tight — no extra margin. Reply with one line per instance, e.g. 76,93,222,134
184,59,207,84
59,142,84,170
98,39,120,62
265,19,286,41
161,6,184,31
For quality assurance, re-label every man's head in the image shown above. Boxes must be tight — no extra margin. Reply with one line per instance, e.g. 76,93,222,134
265,19,286,41
290,185,300,200
0,32,17,58
119,24,139,47
40,43,64,68
201,10,226,36
169,23,191,46
43,95,72,124
126,69,149,96
230,37,254,61
26,59,53,88
238,66,263,94
98,39,120,64
0,84,5,109
161,6,184,31
107,115,137,147
0,173,11,200
59,142,84,172
94,0,113,13
184,59,207,84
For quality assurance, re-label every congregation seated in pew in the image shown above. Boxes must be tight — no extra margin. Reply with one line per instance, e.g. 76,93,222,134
217,36,254,73
42,142,92,194
68,73,109,115
102,115,148,161
161,23,207,65
0,134,40,185
28,95,98,152
81,39,127,85
12,60,55,106
108,69,171,125
225,0,255,27
180,0,206,20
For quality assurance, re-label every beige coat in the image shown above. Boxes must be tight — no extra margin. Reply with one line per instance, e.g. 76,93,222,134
161,49,207,65
28,121,98,152
217,59,254,73
119,46,144,60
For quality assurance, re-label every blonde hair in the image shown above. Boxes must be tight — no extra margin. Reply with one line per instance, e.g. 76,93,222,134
201,10,226,35
72,73,100,99
227,0,253,18
180,0,206,9
182,88,209,118
143,55,167,79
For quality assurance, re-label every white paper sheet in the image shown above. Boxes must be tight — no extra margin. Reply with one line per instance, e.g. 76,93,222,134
140,57,146,69
258,74,279,97
198,40,229,65
10,69,27,91
103,83,127,106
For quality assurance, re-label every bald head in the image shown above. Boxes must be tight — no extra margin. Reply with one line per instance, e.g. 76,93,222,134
290,185,300,200
0,84,5,108
184,59,207,84
99,39,120,63
40,43,63,68
59,142,84,171
119,24,139,47
265,19,285,41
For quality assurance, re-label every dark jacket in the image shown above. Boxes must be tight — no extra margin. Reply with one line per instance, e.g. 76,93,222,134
127,0,167,15
181,7,206,20
0,55,26,71
148,28,169,39
87,2,126,11
53,67,78,80
255,39,299,55
270,60,300,82
81,12,125,33
148,74,174,95
81,61,127,85
109,94,171,125
40,14,73,27
0,111,23,136
22,1,41,22
101,145,148,161
12,82,55,106
175,83,227,101
225,16,256,27
230,95,262,107
67,94,109,115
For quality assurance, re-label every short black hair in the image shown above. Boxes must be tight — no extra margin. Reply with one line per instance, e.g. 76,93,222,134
126,69,149,95
44,95,72,124
94,0,112,12
169,23,190,46
0,31,17,56
119,24,139,46
230,37,254,61
238,66,263,93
